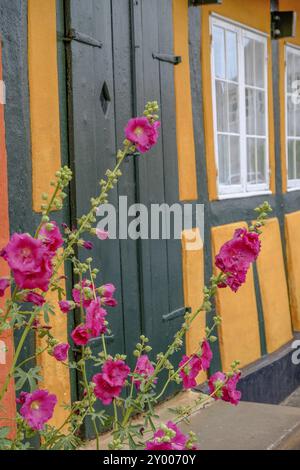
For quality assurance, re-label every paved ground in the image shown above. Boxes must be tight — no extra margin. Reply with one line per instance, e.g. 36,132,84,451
282,386,300,408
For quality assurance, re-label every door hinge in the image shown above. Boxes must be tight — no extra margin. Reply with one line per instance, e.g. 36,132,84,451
152,53,182,65
63,28,103,48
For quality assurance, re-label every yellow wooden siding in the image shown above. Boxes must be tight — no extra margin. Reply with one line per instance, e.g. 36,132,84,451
182,229,206,384
256,218,292,352
173,0,198,201
211,222,261,370
285,211,300,330
201,0,275,200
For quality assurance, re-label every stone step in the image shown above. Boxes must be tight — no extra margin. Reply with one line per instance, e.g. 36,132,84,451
180,401,300,450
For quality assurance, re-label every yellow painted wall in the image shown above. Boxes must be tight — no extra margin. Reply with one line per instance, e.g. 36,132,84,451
201,0,275,200
173,0,198,201
278,0,300,192
285,211,300,330
28,0,71,427
256,218,292,352
212,222,261,370
28,0,62,212
182,229,206,384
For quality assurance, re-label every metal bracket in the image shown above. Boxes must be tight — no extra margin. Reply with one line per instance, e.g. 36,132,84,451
63,28,103,48
162,307,191,322
271,11,297,40
152,53,182,65
190,0,223,5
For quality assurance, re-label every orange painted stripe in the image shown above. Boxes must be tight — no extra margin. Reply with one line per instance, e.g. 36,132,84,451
0,38,17,438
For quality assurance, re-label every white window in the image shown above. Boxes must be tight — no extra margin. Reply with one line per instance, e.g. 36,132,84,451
211,17,269,198
285,45,300,189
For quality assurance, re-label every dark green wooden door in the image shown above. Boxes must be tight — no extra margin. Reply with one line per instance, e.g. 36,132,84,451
64,0,185,436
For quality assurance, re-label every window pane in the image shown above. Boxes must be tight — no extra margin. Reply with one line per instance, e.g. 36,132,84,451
216,81,228,132
230,136,241,184
288,139,295,180
296,141,300,179
246,87,255,135
256,90,265,136
218,134,230,185
244,37,255,86
295,55,300,83
287,95,295,137
255,41,264,88
247,137,256,183
287,51,295,94
295,101,300,137
228,83,239,133
257,138,266,183
226,30,238,82
213,27,225,79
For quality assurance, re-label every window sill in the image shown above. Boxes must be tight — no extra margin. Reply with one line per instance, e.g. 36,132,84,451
217,190,272,201
287,186,300,193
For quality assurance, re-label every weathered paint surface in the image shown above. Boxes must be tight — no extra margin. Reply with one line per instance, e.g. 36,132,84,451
0,38,16,438
182,229,206,384
285,212,300,331
212,222,261,370
173,0,198,201
278,0,300,193
201,0,275,200
28,0,70,427
28,0,62,212
256,218,293,352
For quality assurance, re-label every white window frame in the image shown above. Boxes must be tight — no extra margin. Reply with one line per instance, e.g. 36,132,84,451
210,15,270,199
285,44,300,191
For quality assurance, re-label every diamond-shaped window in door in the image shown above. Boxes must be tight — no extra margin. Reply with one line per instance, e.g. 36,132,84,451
100,81,111,116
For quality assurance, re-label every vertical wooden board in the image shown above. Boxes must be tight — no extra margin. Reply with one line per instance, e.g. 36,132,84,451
212,222,261,370
172,0,198,202
256,218,292,353
182,229,206,384
28,0,62,211
0,38,16,438
133,0,185,386
285,211,300,331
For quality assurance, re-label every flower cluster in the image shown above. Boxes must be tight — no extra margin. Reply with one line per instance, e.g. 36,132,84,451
215,228,261,292
93,359,130,405
146,421,197,451
179,339,212,390
208,371,241,406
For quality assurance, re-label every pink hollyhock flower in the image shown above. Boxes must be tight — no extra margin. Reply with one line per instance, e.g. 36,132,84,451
19,389,57,431
146,421,191,451
92,373,123,405
0,278,10,297
200,339,213,371
39,221,64,255
53,343,70,362
83,241,93,250
101,283,116,298
96,229,109,240
71,324,90,346
125,117,160,153
208,371,241,406
24,291,45,307
86,298,107,337
133,355,156,390
215,228,261,292
13,254,53,292
102,359,130,388
59,300,74,314
101,297,118,307
72,280,92,308
179,354,203,390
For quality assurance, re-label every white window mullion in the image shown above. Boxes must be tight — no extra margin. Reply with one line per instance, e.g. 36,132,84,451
239,30,247,193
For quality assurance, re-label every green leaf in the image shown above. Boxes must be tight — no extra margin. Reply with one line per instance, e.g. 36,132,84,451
14,366,43,392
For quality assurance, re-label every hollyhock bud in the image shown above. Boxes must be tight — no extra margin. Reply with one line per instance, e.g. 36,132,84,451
39,221,64,255
96,228,109,240
72,280,93,308
145,421,194,451
19,389,57,431
215,228,261,292
82,241,93,250
71,324,90,346
101,297,118,307
53,343,70,362
24,291,45,307
0,278,10,297
133,355,156,390
59,300,74,314
125,117,160,154
16,391,28,405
